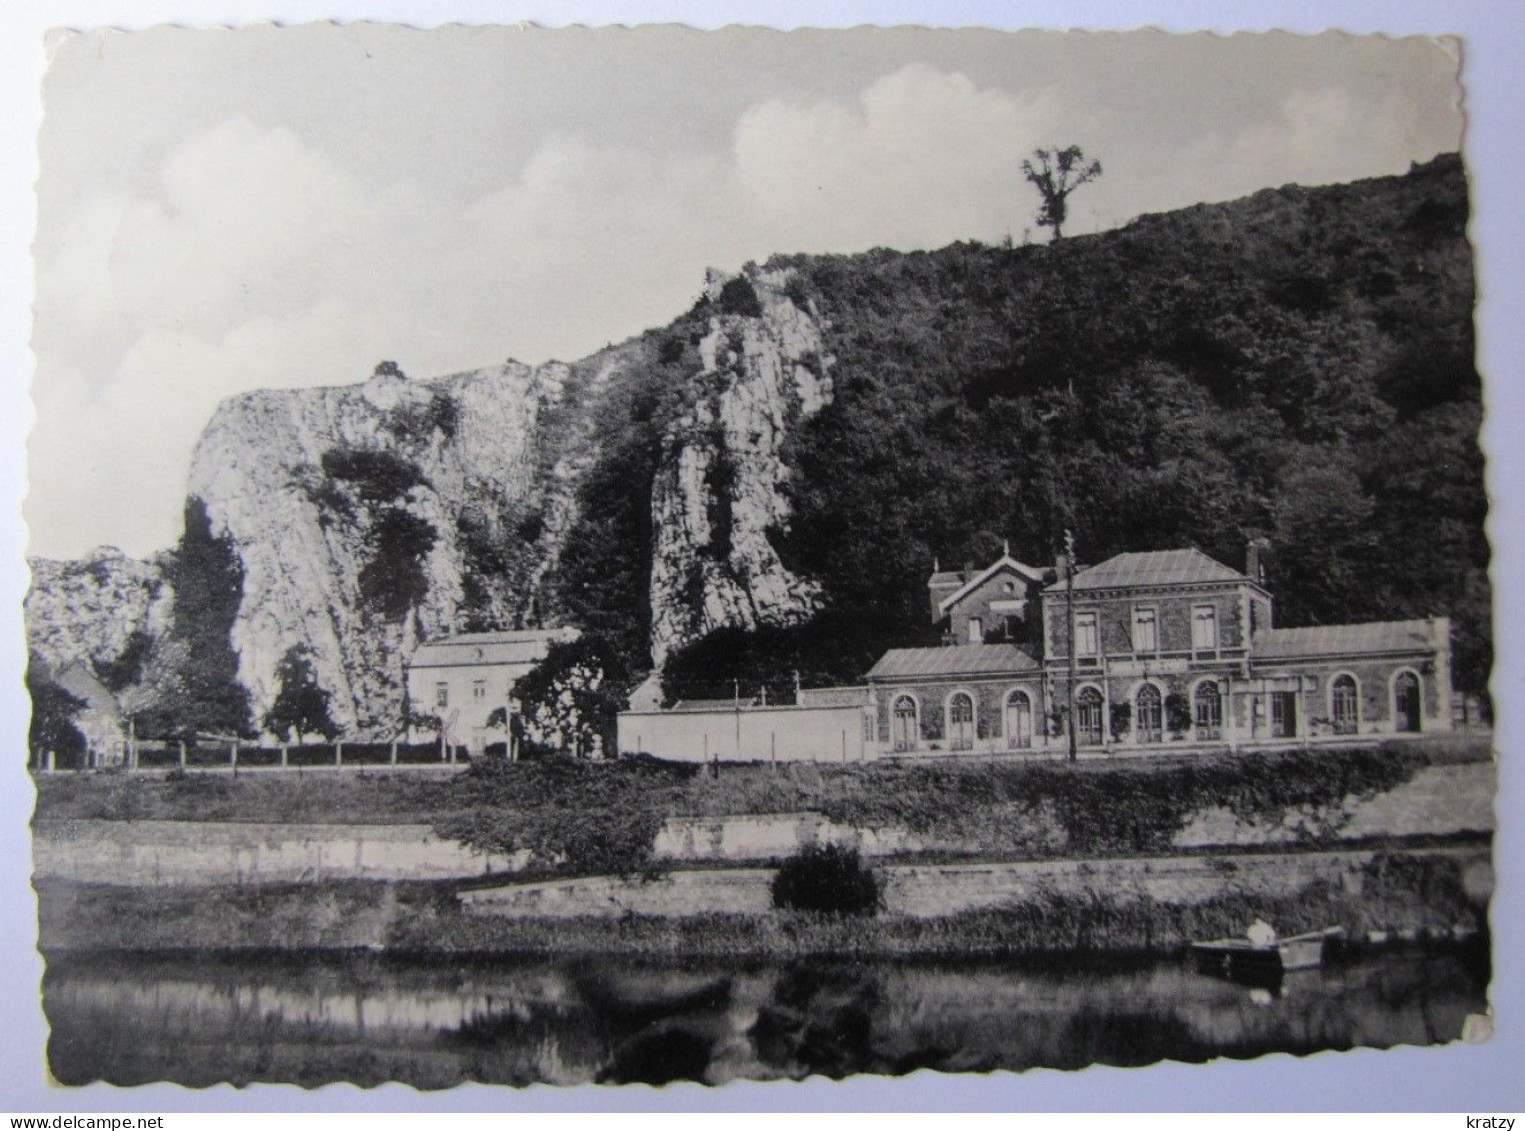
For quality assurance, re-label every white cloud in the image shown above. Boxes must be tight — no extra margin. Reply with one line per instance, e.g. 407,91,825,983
1109,86,1423,225
734,64,1065,251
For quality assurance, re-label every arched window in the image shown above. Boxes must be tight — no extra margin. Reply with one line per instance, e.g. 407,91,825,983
1331,675,1359,735
892,696,918,752
1194,681,1223,741
1076,686,1104,746
949,692,975,752
1005,690,1033,749
1394,671,1422,733
1136,684,1163,743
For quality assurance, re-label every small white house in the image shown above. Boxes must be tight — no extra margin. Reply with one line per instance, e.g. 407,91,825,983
404,628,578,754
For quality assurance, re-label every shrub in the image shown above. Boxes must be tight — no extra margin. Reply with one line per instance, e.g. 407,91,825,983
717,276,763,317
319,448,427,505
357,506,438,620
771,843,880,916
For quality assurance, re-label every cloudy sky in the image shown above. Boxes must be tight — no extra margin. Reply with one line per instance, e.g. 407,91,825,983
28,23,1463,559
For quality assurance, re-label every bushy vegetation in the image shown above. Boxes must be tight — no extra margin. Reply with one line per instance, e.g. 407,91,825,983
357,506,438,620
318,448,428,505
771,844,881,915
507,637,625,757
38,741,1487,876
716,275,763,317
805,746,1431,854
386,391,460,444
546,315,713,678
434,755,702,877
262,645,339,742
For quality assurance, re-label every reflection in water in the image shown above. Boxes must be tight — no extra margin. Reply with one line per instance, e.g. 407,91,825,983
43,946,1490,1088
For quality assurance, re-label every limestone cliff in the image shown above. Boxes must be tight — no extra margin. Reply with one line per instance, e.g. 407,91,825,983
26,264,835,736
647,267,832,664
25,548,172,684
183,361,586,733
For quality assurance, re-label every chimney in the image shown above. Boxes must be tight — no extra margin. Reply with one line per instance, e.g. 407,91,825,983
963,559,975,582
1246,538,1269,585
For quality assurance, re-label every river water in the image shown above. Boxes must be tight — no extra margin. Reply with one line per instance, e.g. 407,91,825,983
43,947,1490,1088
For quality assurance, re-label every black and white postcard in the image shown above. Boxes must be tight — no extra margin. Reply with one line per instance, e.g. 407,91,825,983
8,9,1519,1109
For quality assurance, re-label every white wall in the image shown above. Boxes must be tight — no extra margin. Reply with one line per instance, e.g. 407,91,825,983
618,704,873,763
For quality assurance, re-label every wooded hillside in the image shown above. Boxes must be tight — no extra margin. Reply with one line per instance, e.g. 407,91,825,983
646,155,1488,699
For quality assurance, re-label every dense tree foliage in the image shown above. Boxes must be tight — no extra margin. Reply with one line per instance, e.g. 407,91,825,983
768,153,1487,695
357,505,438,621
509,637,624,757
262,644,339,742
26,656,87,765
553,157,1489,701
139,498,254,738
546,308,714,679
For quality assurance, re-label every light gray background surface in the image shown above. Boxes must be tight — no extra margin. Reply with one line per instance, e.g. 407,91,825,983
2,0,1519,1112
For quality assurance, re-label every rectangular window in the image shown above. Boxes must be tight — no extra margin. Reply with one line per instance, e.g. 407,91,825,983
1192,605,1218,652
1270,692,1297,738
1133,608,1158,654
1074,612,1098,657
434,682,449,708
472,680,487,702
968,616,983,644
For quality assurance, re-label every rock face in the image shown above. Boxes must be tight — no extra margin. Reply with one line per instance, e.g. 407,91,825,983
25,265,835,736
647,267,832,664
183,361,589,733
25,548,173,679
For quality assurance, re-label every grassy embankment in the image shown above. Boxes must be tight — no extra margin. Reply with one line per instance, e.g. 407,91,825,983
32,738,1492,958
37,848,1485,958
34,736,1492,876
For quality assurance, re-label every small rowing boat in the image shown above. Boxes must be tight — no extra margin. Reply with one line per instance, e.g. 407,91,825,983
1191,922,1344,974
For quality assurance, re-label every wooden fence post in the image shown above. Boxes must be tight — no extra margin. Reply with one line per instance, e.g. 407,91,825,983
178,739,187,769
280,744,288,768
46,750,55,774
230,742,238,776
390,741,398,766
335,741,343,768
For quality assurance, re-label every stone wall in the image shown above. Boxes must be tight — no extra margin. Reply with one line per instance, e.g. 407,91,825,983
461,845,1493,920
1175,761,1494,848
32,820,522,887
654,761,1495,862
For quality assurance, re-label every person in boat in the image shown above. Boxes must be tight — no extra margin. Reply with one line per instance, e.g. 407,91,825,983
1245,919,1279,946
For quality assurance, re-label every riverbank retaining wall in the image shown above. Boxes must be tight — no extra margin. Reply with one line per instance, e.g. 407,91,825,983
459,845,1494,920
31,820,522,886
32,762,1493,888
654,762,1495,860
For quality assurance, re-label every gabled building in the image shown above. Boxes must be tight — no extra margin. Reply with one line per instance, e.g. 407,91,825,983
51,660,128,767
866,543,1452,756
927,545,1055,645
404,628,579,754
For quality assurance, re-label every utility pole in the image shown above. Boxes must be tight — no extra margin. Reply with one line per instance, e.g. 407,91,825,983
1065,529,1077,763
